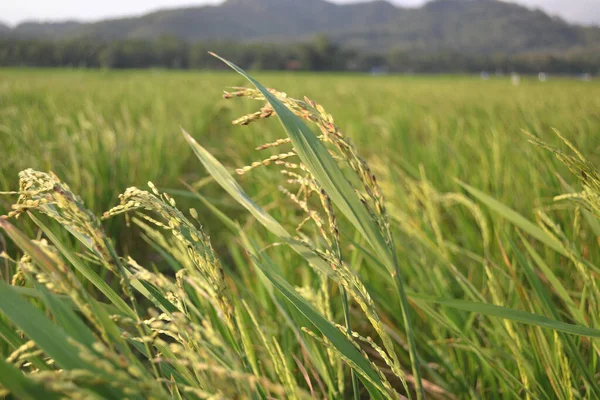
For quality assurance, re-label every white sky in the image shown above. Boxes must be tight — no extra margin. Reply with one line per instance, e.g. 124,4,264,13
1,0,598,26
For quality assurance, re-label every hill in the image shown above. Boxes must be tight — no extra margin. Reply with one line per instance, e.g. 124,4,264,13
335,0,600,54
2,0,599,55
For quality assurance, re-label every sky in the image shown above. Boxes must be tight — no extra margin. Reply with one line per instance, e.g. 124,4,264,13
1,0,599,26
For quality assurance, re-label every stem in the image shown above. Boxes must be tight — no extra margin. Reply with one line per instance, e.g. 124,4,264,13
392,264,424,400
332,231,360,399
341,287,360,400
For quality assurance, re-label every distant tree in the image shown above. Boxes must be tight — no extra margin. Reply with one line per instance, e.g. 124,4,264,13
0,36,597,74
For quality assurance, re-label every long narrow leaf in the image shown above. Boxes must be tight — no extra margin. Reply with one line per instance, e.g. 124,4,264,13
0,218,147,380
182,128,333,276
243,237,389,400
0,357,61,400
35,283,98,349
0,279,93,369
28,213,135,318
457,180,566,255
409,292,600,337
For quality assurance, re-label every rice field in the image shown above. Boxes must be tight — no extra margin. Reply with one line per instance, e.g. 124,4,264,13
1,67,600,399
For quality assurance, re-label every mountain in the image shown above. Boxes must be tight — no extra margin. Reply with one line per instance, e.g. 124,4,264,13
6,21,84,38
3,0,400,41
335,0,600,54
2,0,599,55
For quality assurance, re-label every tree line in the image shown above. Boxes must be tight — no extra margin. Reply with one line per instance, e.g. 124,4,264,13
0,35,598,75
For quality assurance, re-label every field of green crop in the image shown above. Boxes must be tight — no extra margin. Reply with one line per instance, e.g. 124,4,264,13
1,67,600,399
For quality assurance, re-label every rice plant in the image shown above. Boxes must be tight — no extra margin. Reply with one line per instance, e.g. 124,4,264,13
1,59,600,399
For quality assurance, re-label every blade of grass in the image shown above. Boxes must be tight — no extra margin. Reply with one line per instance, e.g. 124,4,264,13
507,233,600,396
0,317,51,372
35,283,98,349
243,238,389,400
0,279,121,400
12,286,120,315
182,128,334,277
457,180,566,255
29,213,178,317
28,213,135,318
0,357,61,400
518,232,582,321
1,218,149,376
408,292,600,337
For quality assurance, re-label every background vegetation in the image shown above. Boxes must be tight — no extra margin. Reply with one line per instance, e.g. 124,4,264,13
1,35,600,74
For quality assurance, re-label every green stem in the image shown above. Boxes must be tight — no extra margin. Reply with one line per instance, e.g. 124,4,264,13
393,263,424,400
341,287,360,400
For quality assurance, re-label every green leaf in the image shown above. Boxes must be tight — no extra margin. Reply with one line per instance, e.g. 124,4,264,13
138,280,180,314
0,281,126,399
518,233,581,320
28,213,135,318
409,292,600,337
181,128,333,276
0,357,61,400
0,278,92,369
242,237,388,400
457,180,566,255
12,286,121,321
508,233,600,396
0,302,52,372
0,218,146,382
0,316,30,349
35,283,98,349
28,212,164,319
